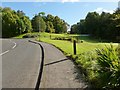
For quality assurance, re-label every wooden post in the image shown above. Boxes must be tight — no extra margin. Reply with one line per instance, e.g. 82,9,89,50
73,40,76,55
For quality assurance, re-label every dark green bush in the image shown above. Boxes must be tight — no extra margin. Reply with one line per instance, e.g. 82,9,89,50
80,40,84,43
53,37,72,41
23,33,38,38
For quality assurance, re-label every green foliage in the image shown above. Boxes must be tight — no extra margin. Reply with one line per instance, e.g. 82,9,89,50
71,10,120,42
2,7,32,38
76,51,98,81
36,33,119,89
32,13,67,34
46,21,55,33
31,14,46,32
2,7,68,37
52,16,67,33
96,45,120,89
80,40,84,43
22,33,38,38
76,44,120,89
53,37,72,42
116,44,120,57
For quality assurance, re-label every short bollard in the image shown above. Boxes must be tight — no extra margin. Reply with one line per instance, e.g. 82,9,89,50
73,40,76,55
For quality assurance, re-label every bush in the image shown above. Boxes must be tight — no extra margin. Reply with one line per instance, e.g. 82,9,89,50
75,44,120,89
80,40,84,43
22,33,38,38
76,51,99,84
53,37,72,41
96,45,120,89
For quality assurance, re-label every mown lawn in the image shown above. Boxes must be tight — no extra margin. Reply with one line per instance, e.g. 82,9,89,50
15,32,118,55
36,32,118,55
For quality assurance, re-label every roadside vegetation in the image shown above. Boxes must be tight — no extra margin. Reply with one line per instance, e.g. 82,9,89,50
15,32,120,89
2,6,120,89
35,33,119,89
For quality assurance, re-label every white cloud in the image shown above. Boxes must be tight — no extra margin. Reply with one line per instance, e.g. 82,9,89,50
94,8,114,14
61,0,80,3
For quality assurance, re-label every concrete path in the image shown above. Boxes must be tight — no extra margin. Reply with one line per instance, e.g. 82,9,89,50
40,42,88,88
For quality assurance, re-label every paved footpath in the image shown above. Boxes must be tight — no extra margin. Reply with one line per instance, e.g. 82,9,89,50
40,42,88,88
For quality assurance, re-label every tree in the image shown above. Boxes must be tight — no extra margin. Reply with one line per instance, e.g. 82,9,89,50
47,14,54,22
31,15,46,32
2,8,19,37
0,7,2,37
70,10,120,42
46,21,55,33
16,10,32,33
85,12,100,36
70,24,78,34
53,16,67,33
17,10,25,17
2,7,32,37
38,12,45,16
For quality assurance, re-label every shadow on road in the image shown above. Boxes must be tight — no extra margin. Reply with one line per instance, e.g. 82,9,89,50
44,58,69,66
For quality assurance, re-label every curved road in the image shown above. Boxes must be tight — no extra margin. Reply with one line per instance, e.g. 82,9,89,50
1,39,88,89
2,39,41,88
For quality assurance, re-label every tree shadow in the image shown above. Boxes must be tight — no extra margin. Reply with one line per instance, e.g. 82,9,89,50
44,58,69,66
72,61,92,90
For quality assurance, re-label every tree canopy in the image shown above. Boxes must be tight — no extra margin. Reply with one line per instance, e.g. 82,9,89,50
2,7,68,37
2,7,32,38
31,13,68,34
70,9,120,42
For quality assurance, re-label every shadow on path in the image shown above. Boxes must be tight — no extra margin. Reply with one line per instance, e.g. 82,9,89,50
44,58,69,66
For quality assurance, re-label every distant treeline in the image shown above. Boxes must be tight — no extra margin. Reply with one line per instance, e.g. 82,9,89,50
71,9,120,42
1,7,68,38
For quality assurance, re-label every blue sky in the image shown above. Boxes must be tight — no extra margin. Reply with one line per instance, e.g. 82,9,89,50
2,2,119,25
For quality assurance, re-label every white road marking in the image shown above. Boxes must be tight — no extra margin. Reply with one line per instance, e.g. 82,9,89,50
0,50,9,56
12,42,17,49
0,40,17,56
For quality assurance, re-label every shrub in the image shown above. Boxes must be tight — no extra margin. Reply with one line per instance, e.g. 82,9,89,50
22,33,38,38
80,40,84,43
75,44,120,89
53,37,72,41
96,45,120,89
76,51,99,84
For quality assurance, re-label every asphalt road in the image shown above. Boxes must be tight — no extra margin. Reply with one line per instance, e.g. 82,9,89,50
2,39,41,88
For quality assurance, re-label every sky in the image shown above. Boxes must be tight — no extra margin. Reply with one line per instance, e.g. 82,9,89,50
1,1,119,25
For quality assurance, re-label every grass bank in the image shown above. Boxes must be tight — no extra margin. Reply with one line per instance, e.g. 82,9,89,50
36,32,118,55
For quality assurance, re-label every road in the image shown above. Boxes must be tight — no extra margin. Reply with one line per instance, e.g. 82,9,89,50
2,39,41,88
